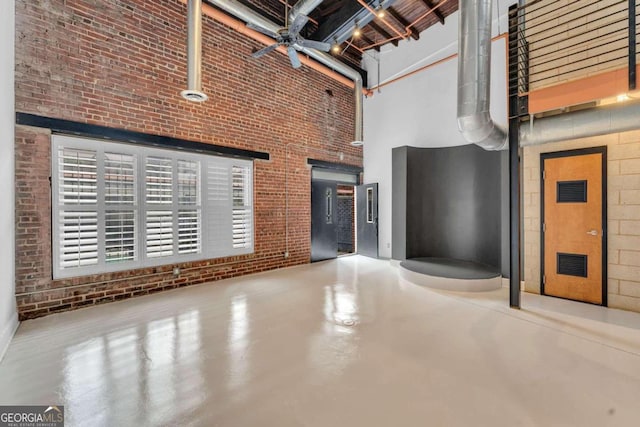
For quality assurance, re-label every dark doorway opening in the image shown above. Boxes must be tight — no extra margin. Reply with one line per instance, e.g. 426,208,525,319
337,185,355,256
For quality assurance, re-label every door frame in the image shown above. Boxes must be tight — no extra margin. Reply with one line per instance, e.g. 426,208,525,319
540,146,608,306
308,159,362,262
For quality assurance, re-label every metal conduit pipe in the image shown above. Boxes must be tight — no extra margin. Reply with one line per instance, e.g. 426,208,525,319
457,0,508,150
520,101,640,146
202,0,364,144
181,0,208,102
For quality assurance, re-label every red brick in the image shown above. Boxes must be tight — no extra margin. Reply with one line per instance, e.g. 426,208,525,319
14,0,362,320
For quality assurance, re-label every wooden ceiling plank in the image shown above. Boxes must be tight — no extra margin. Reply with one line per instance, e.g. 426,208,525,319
387,6,419,40
420,0,446,25
359,34,380,52
368,21,399,47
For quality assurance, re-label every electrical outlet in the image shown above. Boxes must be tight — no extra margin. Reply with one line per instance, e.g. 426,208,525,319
386,243,390,248
284,251,290,258
173,267,180,276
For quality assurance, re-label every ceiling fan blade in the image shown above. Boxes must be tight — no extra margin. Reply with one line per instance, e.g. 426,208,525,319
297,38,331,52
252,43,279,58
287,46,302,69
247,22,277,38
289,14,309,35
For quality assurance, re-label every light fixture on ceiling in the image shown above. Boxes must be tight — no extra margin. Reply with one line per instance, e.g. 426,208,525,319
353,21,362,37
331,38,341,53
376,6,386,19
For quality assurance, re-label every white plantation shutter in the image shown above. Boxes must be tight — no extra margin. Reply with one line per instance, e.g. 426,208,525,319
146,156,173,204
59,211,98,268
145,156,174,258
178,210,200,254
232,165,253,249
52,135,254,279
203,158,253,257
105,153,135,204
146,211,174,257
57,147,99,270
105,211,136,262
177,160,201,254
104,152,137,264
205,162,231,258
177,160,199,204
59,148,97,204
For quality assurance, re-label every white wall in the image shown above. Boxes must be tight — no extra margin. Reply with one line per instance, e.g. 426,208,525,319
361,1,514,259
0,0,17,361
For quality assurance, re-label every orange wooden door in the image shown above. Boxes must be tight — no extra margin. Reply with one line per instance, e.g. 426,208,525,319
542,151,605,305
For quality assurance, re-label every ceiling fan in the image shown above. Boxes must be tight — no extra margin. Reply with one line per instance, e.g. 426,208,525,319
247,2,331,69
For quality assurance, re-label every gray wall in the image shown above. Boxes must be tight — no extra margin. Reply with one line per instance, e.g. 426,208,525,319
392,145,507,272
391,147,407,260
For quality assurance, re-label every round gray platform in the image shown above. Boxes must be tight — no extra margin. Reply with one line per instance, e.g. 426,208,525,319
398,258,502,292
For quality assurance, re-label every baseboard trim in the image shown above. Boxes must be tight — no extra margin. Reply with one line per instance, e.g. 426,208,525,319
0,312,19,363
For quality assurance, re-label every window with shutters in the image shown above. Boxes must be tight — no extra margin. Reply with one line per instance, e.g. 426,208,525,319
232,165,253,249
52,135,254,279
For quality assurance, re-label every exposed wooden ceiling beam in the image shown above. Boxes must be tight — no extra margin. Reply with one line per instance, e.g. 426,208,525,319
315,2,343,18
387,6,419,40
359,33,380,52
420,0,445,25
368,21,399,47
312,0,362,42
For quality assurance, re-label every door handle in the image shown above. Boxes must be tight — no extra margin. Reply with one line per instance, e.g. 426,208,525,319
587,230,598,236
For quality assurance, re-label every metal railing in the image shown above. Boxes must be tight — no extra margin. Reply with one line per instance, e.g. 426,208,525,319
509,0,640,101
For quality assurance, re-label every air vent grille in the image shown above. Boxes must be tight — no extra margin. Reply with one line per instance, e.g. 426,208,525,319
557,180,587,203
557,253,588,278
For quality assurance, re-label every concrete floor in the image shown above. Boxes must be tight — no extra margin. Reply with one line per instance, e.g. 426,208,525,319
1,256,640,426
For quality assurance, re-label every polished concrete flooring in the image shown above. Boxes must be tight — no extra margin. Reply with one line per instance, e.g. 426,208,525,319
1,256,640,426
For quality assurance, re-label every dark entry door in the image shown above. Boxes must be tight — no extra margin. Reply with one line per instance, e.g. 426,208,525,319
356,183,378,258
542,148,606,305
311,180,338,262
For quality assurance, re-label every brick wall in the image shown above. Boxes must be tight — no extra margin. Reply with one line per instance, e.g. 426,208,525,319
336,186,354,253
523,130,640,312
14,0,361,319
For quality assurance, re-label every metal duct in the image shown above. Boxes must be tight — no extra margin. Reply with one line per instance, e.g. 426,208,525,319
457,0,507,150
520,101,640,146
289,0,324,24
181,0,208,102
353,77,364,145
208,0,363,144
